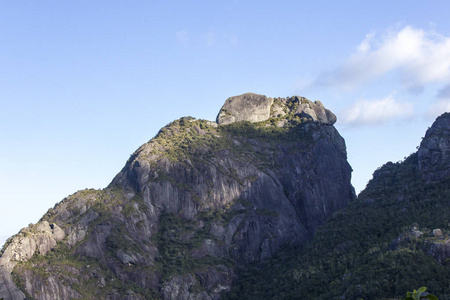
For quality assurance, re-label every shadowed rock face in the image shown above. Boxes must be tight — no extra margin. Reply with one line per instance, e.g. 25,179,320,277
217,93,337,125
418,112,450,182
0,93,353,299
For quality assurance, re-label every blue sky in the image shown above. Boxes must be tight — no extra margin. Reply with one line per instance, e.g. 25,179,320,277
1,0,450,247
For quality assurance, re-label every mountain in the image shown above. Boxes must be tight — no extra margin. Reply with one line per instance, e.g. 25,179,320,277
224,112,450,299
0,93,355,299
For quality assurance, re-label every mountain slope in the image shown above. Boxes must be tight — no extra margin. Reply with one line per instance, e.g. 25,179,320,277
0,93,355,300
225,112,450,300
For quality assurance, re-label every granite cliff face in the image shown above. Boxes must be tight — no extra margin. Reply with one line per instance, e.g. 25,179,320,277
0,93,354,299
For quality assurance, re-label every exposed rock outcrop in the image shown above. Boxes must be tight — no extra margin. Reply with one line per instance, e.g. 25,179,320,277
418,112,450,181
216,93,274,125
0,221,65,299
389,227,424,250
390,227,450,266
427,237,450,265
0,93,353,299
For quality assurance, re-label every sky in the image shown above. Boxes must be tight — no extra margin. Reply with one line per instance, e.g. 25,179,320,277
1,0,450,248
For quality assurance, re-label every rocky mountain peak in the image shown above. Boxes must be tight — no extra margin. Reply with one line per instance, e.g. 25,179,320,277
0,94,353,300
216,93,337,126
418,112,450,181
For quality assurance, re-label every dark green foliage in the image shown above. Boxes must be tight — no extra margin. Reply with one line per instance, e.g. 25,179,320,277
151,117,228,163
152,213,232,281
224,153,450,299
219,119,314,144
144,115,316,170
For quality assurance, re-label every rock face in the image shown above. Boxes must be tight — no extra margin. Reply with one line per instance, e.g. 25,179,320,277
427,236,450,265
418,112,450,182
0,93,354,299
216,93,274,125
0,221,65,299
217,93,337,125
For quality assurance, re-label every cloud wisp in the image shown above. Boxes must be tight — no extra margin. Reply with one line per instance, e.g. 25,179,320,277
315,26,450,92
176,29,237,47
176,29,189,46
341,95,413,126
428,100,450,117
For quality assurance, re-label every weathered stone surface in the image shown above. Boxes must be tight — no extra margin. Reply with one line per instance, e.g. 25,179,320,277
0,262,25,300
296,99,336,125
22,268,83,300
0,221,66,299
216,93,273,125
427,238,450,265
418,112,450,181
162,274,198,300
432,228,443,237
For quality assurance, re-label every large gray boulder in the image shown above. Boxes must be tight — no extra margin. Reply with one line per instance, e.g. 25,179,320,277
295,99,337,125
216,93,274,125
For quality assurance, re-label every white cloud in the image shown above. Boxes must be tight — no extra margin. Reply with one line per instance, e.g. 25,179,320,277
316,26,450,91
342,95,413,125
356,32,374,53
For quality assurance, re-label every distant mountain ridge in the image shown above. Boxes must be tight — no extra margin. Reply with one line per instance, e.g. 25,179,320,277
0,93,354,299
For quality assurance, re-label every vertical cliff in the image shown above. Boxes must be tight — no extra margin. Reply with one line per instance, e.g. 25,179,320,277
418,112,450,182
0,93,355,299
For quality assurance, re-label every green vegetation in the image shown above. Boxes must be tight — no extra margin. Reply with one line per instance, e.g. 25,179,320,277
151,213,233,281
134,111,317,171
403,287,438,300
224,153,450,299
